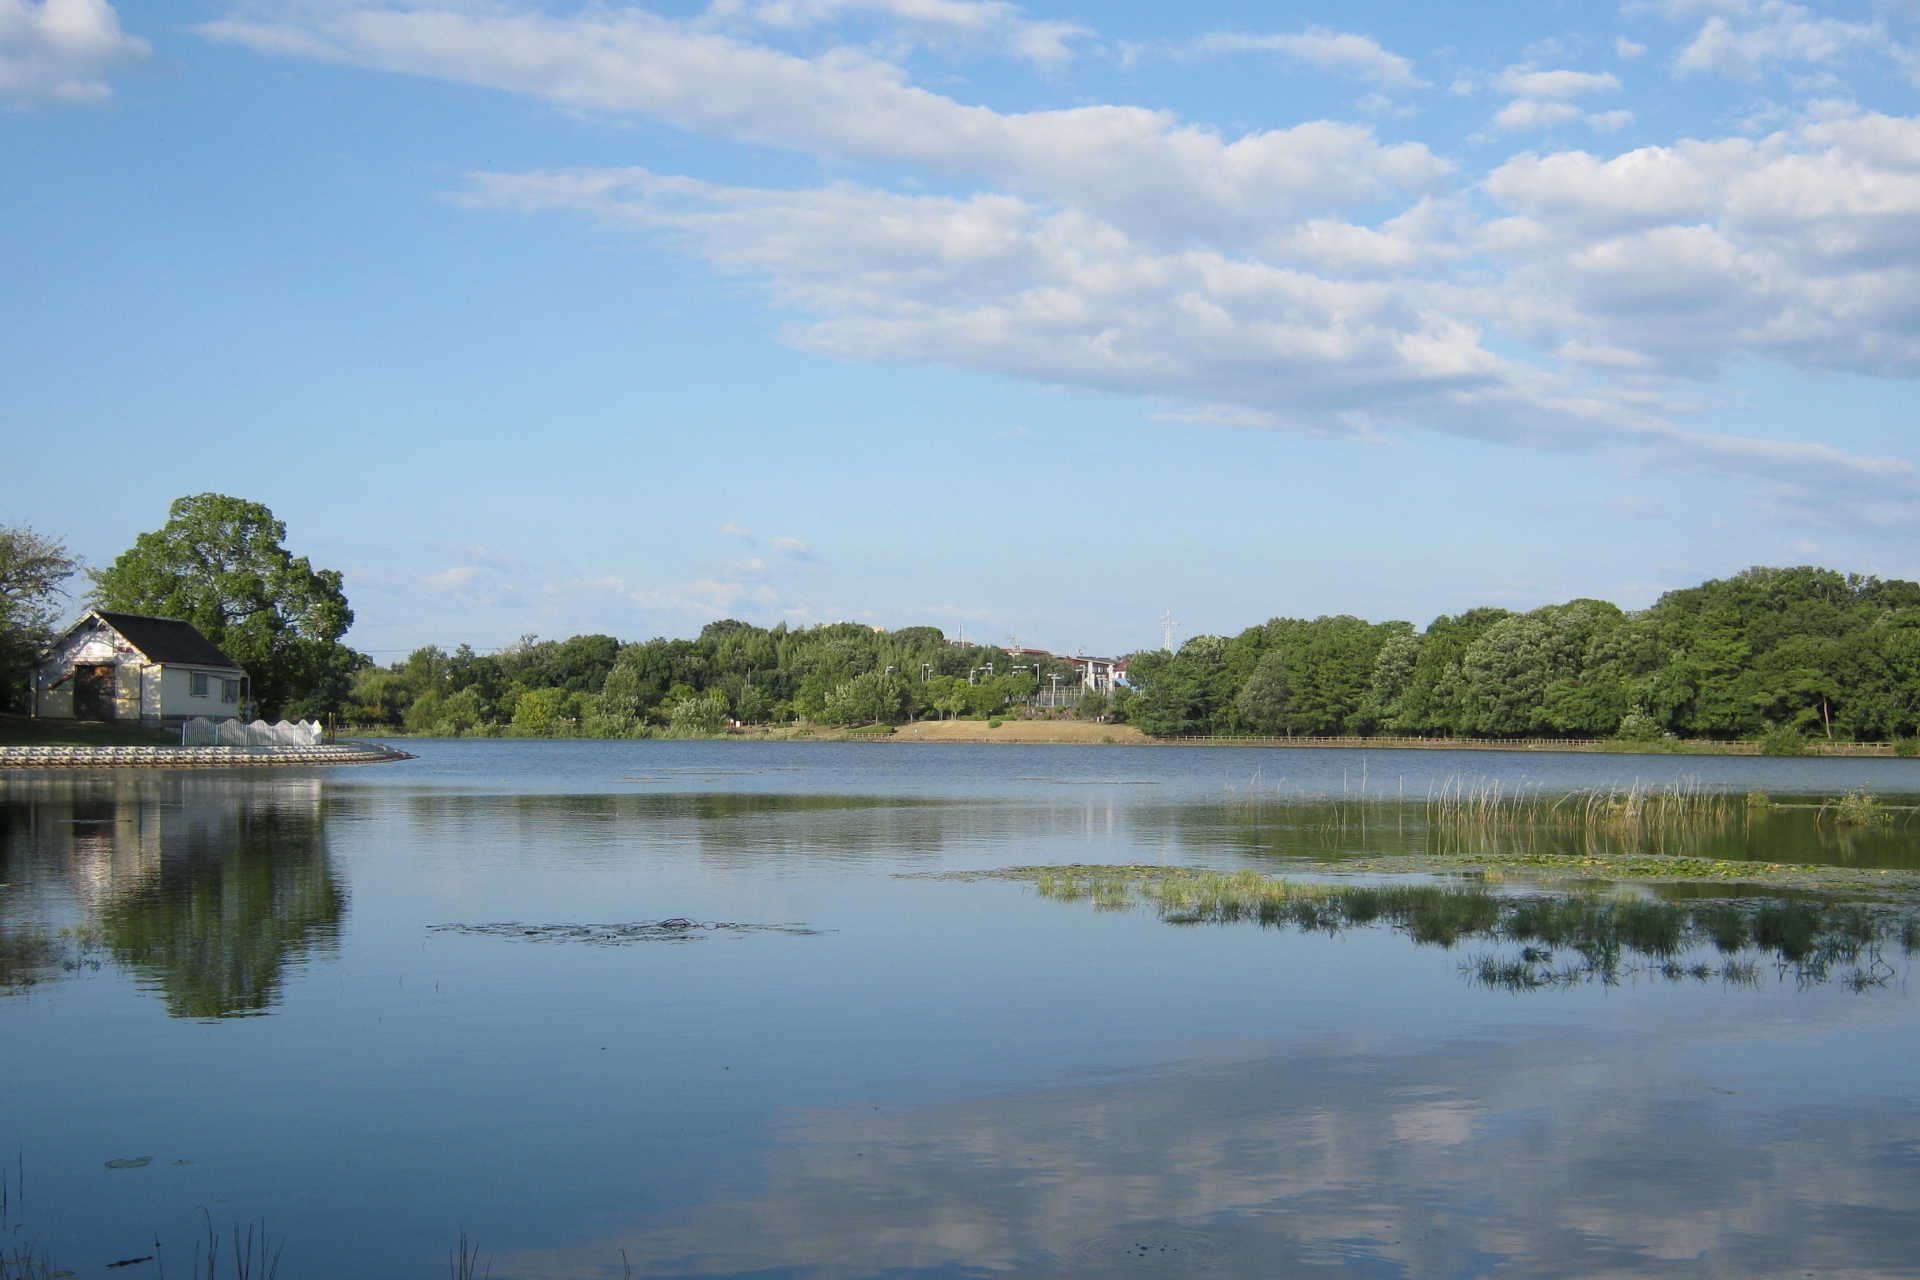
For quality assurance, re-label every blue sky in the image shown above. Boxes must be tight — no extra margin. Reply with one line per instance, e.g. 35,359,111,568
5,0,1920,658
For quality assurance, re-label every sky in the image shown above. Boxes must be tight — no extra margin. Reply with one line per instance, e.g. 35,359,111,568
4,0,1920,659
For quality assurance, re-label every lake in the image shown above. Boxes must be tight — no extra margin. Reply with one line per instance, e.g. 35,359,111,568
4,741,1919,1278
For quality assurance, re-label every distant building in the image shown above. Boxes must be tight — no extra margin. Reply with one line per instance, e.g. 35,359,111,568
1062,655,1125,693
31,611,248,727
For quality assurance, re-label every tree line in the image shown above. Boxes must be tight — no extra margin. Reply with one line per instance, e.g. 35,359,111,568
1124,567,1920,744
6,495,1919,745
346,624,1100,736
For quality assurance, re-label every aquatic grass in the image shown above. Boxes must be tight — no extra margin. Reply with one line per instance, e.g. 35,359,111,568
1826,785,1895,828
1425,777,1753,860
966,865,1920,992
450,1232,489,1280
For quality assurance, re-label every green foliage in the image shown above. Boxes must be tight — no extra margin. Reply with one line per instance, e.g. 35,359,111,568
334,562,1920,747
1125,566,1920,743
821,671,905,726
1760,726,1808,756
1830,785,1893,827
1613,708,1666,742
89,494,362,719
342,619,1086,737
0,524,81,710
666,690,730,737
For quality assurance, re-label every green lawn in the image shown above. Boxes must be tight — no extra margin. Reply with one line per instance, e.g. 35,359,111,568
0,714,179,747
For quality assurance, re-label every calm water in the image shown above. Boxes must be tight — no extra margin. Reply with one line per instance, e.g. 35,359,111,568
4,741,1919,1278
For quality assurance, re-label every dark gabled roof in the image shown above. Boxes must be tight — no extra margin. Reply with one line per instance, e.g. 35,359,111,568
91,611,244,671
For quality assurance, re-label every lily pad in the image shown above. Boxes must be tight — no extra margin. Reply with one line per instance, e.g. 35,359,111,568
103,1157,151,1169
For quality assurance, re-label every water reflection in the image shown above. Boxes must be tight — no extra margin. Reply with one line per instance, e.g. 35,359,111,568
496,1028,1920,1279
990,866,1919,993
0,775,345,1017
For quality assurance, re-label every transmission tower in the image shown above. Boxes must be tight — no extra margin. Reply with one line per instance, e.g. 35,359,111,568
1161,607,1177,653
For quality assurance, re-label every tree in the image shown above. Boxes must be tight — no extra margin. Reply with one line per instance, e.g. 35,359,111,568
0,524,82,709
1235,651,1295,734
90,494,360,719
823,671,905,725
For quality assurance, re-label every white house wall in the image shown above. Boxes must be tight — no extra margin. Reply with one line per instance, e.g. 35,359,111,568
159,666,238,719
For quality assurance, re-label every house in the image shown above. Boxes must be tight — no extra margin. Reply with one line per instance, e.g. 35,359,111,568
30,611,248,727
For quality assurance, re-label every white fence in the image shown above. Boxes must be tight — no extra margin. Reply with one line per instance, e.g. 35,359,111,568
181,717,324,747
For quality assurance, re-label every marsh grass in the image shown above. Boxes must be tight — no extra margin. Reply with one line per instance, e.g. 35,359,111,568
1200,773,1920,875
997,865,1915,991
1826,785,1894,828
1425,778,1753,859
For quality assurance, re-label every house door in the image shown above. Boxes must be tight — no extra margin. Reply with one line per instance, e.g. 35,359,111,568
74,665,116,720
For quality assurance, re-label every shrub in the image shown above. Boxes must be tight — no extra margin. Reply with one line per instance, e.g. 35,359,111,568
1614,708,1665,742
1760,726,1807,756
666,691,729,737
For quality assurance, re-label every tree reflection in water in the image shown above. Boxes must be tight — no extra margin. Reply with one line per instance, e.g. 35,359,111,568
0,774,345,1018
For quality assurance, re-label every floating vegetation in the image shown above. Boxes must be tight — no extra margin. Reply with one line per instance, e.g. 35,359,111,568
939,865,1918,992
427,919,826,945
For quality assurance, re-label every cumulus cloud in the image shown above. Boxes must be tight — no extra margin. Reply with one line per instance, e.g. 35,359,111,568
1490,64,1622,132
1186,29,1427,88
213,2,1920,527
201,3,1447,252
769,535,819,561
0,0,147,105
1660,0,1902,82
1497,67,1622,98
708,0,1089,66
466,163,1920,524
1482,109,1920,386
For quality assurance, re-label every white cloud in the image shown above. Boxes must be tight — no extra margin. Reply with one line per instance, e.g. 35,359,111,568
1187,29,1427,88
213,2,1920,528
1667,1,1892,82
1494,98,1584,131
1615,37,1648,59
1497,67,1623,98
708,0,1090,67
769,535,819,561
201,3,1448,253
1478,109,1920,438
0,0,147,105
1490,65,1622,134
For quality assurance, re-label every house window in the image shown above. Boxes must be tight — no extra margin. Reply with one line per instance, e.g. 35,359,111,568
190,671,210,697
220,679,239,704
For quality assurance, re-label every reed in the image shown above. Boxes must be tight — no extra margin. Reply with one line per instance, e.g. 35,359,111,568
451,1231,489,1280
1425,777,1749,858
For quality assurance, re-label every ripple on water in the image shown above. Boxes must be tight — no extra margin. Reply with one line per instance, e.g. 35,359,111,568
1068,1227,1233,1267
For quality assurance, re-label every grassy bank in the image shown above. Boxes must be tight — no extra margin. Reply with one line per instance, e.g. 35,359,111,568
0,714,177,747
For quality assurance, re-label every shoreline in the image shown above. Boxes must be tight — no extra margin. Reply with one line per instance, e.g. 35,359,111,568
333,721,1905,756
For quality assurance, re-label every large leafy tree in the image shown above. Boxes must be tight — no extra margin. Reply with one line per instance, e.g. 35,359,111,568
0,524,82,709
90,494,362,719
